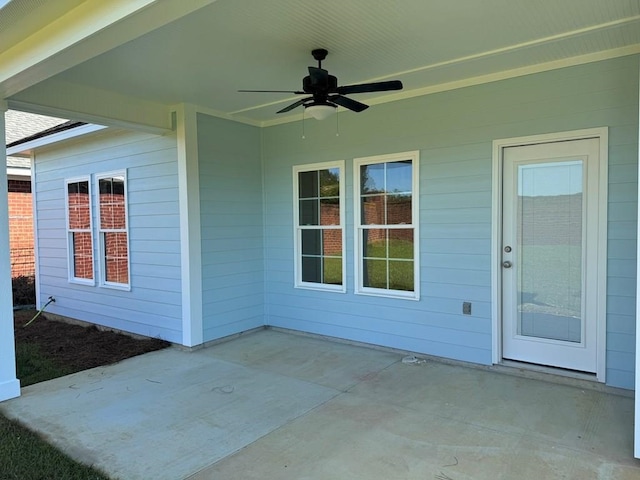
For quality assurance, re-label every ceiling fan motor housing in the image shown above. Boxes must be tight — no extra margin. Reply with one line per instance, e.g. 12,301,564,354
303,74,337,93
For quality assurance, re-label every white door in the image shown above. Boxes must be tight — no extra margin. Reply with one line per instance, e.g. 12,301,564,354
502,138,601,373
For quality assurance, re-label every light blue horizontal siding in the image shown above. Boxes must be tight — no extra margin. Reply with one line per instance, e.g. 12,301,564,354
34,129,182,341
197,113,264,342
262,55,639,388
604,62,639,388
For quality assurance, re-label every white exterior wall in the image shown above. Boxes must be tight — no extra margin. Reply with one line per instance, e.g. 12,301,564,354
33,129,183,342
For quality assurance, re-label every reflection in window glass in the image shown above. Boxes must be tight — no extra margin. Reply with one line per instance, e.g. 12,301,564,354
362,228,414,291
386,161,412,193
294,164,344,290
361,163,385,194
356,153,419,298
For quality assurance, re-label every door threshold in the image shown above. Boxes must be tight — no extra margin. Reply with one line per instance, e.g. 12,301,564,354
500,359,594,380
495,360,630,396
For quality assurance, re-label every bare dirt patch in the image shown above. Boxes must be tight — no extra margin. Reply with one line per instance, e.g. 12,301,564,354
13,309,171,374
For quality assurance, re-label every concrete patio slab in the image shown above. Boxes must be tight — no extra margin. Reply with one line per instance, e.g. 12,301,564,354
1,329,639,480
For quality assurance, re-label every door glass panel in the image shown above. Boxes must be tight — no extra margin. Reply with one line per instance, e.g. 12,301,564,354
517,161,583,342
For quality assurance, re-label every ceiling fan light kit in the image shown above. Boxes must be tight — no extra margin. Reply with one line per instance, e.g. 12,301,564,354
305,103,336,120
239,49,403,120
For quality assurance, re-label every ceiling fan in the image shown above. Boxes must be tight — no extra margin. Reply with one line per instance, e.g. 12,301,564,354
239,49,403,120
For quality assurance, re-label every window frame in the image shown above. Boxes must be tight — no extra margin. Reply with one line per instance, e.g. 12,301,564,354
65,176,95,285
95,170,131,291
293,161,346,293
353,151,420,300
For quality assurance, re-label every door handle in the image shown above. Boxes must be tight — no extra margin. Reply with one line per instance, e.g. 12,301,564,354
502,261,512,268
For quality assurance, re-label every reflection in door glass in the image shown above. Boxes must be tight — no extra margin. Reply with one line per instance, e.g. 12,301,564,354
517,161,583,343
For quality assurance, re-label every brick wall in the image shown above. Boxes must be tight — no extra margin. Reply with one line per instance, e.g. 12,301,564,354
8,179,34,277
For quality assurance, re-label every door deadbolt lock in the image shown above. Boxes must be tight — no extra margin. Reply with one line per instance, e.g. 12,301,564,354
504,246,512,253
502,261,512,268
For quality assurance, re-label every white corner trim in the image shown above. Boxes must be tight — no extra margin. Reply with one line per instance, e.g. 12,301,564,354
491,127,609,383
6,123,108,156
634,60,640,459
175,103,203,347
0,380,21,402
31,154,41,311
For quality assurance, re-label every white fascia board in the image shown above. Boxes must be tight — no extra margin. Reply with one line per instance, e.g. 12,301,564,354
6,123,107,156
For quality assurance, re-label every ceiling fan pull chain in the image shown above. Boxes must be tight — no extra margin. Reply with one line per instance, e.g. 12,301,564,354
335,108,339,137
302,109,306,139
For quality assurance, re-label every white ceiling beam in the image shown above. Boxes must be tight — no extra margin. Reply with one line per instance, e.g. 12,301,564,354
0,0,219,99
9,79,173,133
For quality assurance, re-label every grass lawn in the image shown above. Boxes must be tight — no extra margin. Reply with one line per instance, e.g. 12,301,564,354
1,309,170,480
0,414,109,480
1,339,111,480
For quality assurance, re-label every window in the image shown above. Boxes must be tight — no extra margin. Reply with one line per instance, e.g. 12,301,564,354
354,151,419,299
293,162,345,292
66,178,94,284
96,172,130,289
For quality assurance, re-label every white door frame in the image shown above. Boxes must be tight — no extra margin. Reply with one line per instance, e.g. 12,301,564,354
635,65,640,459
491,127,608,382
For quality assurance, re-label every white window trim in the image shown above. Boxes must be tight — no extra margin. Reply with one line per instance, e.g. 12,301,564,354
65,176,95,286
353,151,420,300
293,161,346,293
95,170,131,291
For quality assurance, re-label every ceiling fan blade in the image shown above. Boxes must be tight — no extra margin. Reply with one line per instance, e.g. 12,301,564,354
335,80,403,95
329,95,369,113
276,97,311,114
308,66,329,85
238,89,305,94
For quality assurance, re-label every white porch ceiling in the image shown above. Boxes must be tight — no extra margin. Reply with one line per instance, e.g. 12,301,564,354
4,0,640,127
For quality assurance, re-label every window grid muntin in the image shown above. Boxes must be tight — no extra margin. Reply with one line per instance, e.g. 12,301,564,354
355,152,419,299
293,162,345,292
